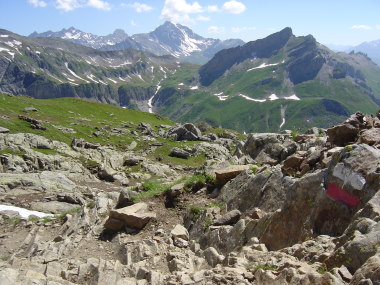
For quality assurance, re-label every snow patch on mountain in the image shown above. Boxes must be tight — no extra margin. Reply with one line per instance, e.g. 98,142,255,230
239,93,266,102
284,94,300,100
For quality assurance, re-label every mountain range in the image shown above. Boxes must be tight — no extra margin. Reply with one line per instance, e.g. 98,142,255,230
29,22,245,64
1,24,380,133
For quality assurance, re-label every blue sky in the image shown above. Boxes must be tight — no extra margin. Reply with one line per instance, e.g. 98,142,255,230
1,0,379,46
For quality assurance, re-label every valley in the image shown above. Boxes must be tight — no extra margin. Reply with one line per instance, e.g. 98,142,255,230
1,24,379,133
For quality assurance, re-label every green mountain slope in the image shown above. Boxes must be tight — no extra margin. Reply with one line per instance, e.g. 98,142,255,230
154,28,380,132
0,29,184,110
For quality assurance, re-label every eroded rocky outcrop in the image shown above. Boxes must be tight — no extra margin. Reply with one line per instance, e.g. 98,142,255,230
1,112,379,284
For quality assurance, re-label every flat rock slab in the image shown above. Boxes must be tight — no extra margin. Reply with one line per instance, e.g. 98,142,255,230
0,127,10,133
215,165,252,183
106,202,156,230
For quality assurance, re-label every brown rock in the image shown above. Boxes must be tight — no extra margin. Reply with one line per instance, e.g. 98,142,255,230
248,208,267,219
358,128,380,146
215,165,252,183
327,123,359,146
105,202,156,230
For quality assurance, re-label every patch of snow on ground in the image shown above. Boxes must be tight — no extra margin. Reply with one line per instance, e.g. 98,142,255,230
279,105,287,129
86,74,99,83
247,61,281,71
269,94,279,101
107,78,117,84
118,77,126,81
62,73,76,82
284,94,300,100
159,66,167,78
0,204,53,219
110,62,132,68
49,75,63,83
213,92,229,101
239,93,266,102
0,47,14,59
65,62,89,83
0,35,9,38
148,81,162,113
35,51,41,54
137,74,145,81
190,86,199,90
98,79,107,85
178,83,184,86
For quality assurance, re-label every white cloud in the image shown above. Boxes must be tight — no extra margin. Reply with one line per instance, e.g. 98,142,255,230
376,25,380,30
351,25,372,30
55,0,111,11
131,20,137,26
208,26,225,34
231,26,256,33
196,15,210,21
87,0,111,10
161,0,203,23
222,0,246,14
124,2,153,13
56,0,80,11
207,5,219,12
28,0,47,7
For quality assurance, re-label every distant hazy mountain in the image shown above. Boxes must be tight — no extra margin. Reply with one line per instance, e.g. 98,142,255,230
350,39,380,65
325,43,353,52
29,22,245,64
29,27,130,49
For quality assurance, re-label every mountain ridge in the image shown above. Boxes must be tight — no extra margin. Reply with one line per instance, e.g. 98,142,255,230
29,21,245,64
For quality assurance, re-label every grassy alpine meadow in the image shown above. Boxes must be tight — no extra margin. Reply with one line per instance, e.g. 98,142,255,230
0,93,173,147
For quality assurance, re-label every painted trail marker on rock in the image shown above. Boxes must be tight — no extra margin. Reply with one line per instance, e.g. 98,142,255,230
326,184,360,208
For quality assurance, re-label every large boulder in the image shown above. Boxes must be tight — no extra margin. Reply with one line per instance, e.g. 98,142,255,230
215,165,252,184
326,112,377,146
104,202,156,230
358,128,380,147
167,123,202,141
169,147,191,159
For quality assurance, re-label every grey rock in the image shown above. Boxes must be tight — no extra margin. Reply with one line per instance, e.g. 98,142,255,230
23,107,38,112
243,133,297,165
171,224,189,241
169,147,191,159
30,201,80,214
0,127,10,133
204,247,224,267
116,189,137,208
213,209,241,226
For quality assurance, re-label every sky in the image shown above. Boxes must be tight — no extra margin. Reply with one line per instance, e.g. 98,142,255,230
0,0,380,46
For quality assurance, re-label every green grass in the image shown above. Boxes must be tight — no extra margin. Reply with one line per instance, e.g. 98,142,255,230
0,94,173,148
0,148,26,156
31,148,60,155
79,156,100,170
254,264,278,271
317,264,328,274
184,173,215,191
131,180,177,202
3,217,22,224
148,138,207,167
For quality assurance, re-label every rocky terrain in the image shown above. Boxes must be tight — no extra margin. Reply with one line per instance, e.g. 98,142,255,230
0,94,379,284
